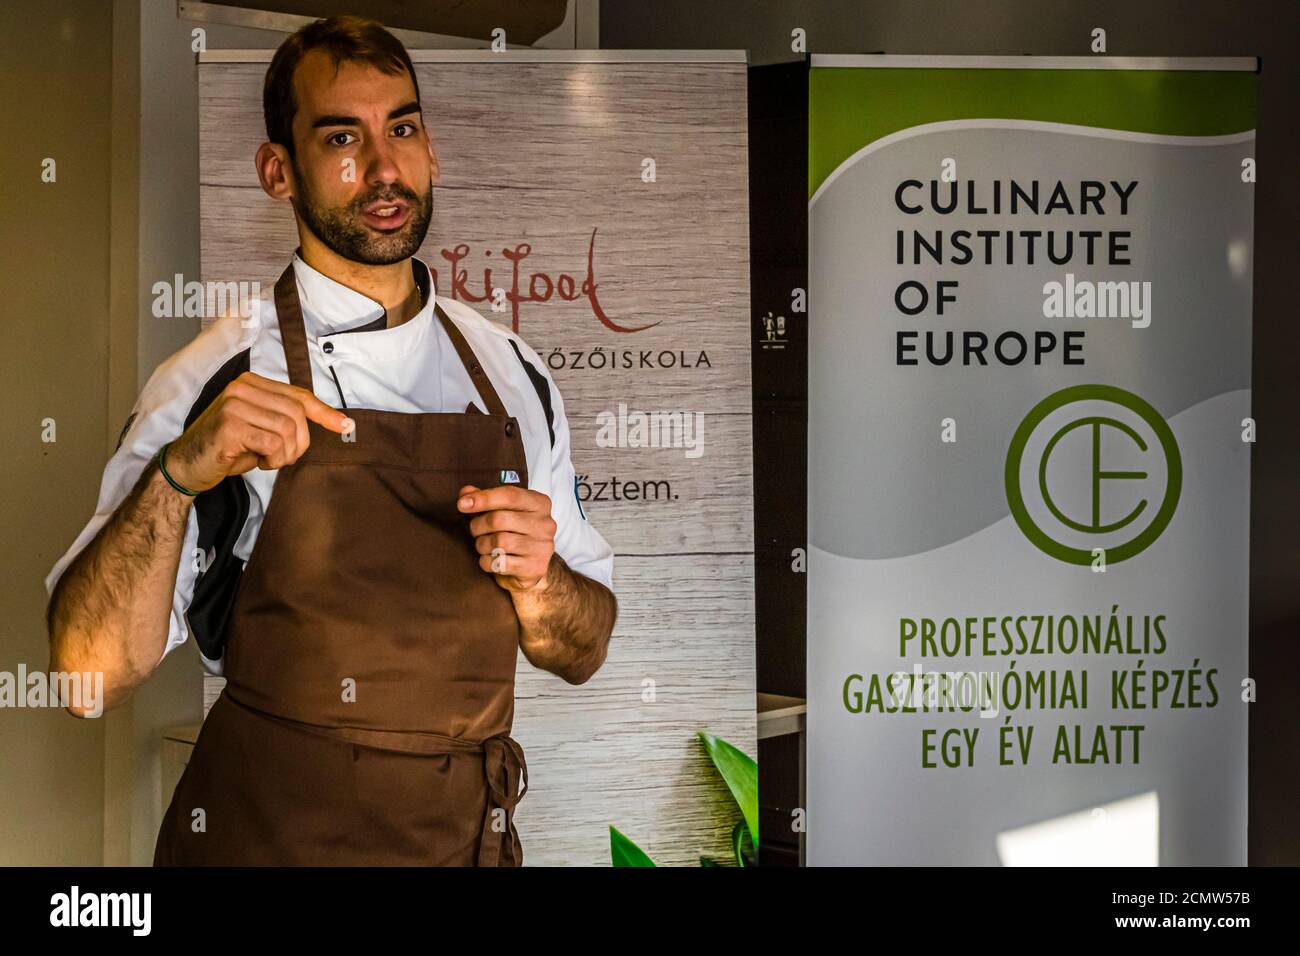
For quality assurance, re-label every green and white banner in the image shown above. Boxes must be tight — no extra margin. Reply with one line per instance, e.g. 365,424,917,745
807,56,1257,865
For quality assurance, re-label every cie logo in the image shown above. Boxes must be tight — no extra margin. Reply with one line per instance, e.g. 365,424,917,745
1005,385,1181,565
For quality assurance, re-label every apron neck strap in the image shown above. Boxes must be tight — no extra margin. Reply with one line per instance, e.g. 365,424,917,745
273,262,315,392
273,259,508,418
433,303,508,417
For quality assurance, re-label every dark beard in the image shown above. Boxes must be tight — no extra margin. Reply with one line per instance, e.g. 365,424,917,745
290,158,433,265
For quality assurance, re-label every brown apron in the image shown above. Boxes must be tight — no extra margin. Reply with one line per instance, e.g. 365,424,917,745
154,262,530,866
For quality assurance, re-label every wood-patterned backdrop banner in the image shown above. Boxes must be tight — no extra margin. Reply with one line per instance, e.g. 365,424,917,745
196,49,754,866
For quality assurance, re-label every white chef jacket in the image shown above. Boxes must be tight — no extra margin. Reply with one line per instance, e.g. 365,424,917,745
44,251,614,676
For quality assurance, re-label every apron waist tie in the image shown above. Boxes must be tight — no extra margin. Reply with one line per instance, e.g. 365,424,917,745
477,735,529,867
219,690,528,865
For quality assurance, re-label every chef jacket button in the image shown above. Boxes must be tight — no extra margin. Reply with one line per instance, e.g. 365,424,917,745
322,341,334,354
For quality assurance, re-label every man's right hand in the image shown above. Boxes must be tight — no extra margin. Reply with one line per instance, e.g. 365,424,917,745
164,371,353,493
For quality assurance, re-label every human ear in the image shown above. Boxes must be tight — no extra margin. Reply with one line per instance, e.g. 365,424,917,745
256,142,294,202
427,138,441,186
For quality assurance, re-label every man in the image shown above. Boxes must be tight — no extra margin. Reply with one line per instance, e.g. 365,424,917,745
44,14,618,866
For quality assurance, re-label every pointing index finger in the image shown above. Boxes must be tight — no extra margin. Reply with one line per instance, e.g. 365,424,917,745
248,373,352,434
298,389,352,434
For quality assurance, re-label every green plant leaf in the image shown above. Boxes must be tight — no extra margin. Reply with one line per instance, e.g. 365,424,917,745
700,856,720,867
731,820,747,867
698,731,759,853
739,823,758,867
609,825,657,867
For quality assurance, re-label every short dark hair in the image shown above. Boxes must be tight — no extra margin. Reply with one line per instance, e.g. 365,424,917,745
263,14,421,158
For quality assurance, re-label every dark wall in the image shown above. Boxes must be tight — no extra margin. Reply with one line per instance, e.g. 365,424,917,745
601,0,1300,865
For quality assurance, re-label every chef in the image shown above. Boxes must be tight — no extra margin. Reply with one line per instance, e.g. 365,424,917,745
43,14,618,866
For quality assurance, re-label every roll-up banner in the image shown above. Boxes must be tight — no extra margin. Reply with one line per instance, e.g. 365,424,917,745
807,56,1257,865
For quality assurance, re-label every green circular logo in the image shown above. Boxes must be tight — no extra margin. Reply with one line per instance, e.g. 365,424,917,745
1004,385,1181,565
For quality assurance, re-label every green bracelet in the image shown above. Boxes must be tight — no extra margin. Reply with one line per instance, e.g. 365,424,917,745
157,441,201,496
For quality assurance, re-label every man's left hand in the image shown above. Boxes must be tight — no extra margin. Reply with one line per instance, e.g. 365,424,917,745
457,484,556,593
